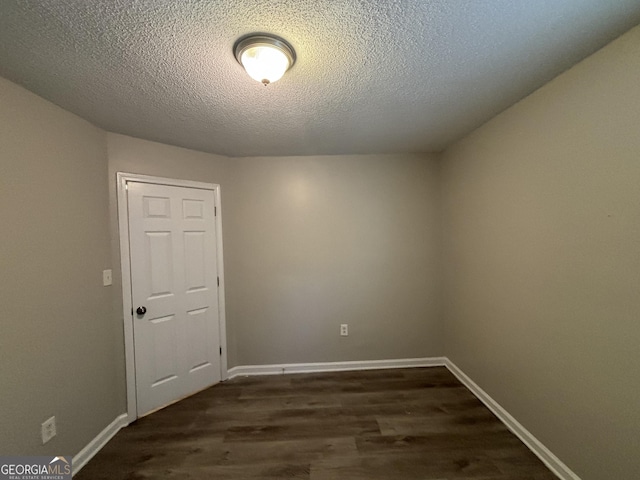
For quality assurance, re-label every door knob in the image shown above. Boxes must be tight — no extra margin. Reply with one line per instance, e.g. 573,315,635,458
136,306,147,315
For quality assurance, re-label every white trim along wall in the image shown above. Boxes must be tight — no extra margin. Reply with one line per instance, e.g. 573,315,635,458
73,414,128,475
443,360,580,480
73,358,580,479
227,357,447,378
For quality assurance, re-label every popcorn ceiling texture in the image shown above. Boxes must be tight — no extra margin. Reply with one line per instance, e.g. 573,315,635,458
1,0,639,157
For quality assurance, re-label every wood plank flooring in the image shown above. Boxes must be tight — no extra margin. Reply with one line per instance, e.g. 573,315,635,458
75,367,557,479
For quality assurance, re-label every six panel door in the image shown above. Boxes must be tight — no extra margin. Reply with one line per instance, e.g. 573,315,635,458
127,181,221,417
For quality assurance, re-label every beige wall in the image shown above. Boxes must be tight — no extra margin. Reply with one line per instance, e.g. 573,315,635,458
226,154,442,365
0,78,119,455
108,134,442,379
441,25,640,479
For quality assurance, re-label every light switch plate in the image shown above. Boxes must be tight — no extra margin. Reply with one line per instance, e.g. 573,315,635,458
103,269,112,286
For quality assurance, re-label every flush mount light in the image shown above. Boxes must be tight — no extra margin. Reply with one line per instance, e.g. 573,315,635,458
234,34,296,86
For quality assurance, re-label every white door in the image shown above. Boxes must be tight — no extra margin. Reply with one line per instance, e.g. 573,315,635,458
127,181,221,417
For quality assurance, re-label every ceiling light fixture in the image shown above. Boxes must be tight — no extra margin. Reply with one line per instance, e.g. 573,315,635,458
234,34,296,86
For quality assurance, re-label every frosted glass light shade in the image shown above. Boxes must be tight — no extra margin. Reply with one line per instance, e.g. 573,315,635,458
234,35,296,85
241,46,289,84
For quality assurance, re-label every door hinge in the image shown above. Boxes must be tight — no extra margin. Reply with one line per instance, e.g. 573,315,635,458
219,347,222,356
214,206,217,216
217,276,220,287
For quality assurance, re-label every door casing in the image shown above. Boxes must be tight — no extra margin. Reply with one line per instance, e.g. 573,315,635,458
117,172,228,423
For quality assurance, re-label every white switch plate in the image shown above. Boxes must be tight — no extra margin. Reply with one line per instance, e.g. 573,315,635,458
102,269,112,286
41,416,56,444
340,324,348,336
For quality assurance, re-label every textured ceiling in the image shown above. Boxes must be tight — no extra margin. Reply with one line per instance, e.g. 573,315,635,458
1,1,639,157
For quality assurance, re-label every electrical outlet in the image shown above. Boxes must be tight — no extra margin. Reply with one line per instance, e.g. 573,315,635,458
41,416,56,444
340,324,348,336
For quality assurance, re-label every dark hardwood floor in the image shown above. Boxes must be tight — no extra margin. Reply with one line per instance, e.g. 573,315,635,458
75,367,557,479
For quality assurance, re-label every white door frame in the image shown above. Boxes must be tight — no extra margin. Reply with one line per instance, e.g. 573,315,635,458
116,172,228,423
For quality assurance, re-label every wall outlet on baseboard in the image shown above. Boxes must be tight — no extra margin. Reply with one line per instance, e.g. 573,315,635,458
340,324,348,336
41,416,56,444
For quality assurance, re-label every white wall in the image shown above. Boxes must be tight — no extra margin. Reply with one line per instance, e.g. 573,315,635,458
441,24,640,479
0,78,119,456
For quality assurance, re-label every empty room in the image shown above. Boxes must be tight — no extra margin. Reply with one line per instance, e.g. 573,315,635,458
1,1,639,479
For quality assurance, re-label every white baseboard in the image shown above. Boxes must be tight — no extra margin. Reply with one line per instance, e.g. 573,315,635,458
227,357,446,378
444,359,580,480
72,360,578,480
72,413,128,476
